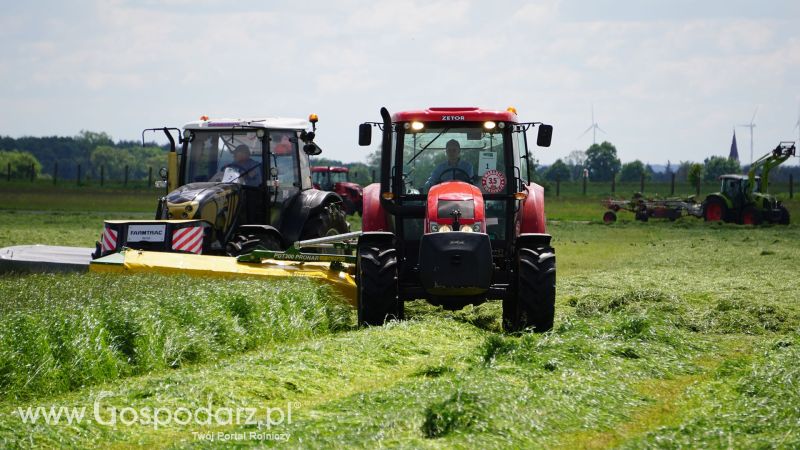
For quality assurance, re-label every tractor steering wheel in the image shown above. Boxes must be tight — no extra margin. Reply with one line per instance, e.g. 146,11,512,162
436,167,472,184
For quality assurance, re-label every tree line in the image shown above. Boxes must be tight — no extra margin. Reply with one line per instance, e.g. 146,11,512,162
0,131,165,181
541,141,800,185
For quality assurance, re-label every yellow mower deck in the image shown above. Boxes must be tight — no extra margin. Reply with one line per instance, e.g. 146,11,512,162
90,249,357,304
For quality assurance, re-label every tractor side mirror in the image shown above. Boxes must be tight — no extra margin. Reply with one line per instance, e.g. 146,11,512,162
359,123,372,146
159,167,168,179
303,143,322,156
537,124,553,147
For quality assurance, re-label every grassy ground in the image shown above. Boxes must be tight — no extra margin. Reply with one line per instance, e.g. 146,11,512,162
0,186,799,448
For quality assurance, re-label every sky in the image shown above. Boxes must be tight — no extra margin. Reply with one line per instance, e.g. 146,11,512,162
1,0,799,166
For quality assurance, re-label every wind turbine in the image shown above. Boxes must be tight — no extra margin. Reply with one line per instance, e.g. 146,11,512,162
795,103,799,146
737,106,758,165
579,104,607,145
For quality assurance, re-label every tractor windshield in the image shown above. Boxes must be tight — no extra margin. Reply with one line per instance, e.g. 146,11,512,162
331,171,348,183
185,130,263,187
400,126,507,194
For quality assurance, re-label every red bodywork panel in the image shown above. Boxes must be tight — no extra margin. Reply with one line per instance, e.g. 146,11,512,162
517,182,547,234
392,107,518,123
425,182,486,233
361,183,389,232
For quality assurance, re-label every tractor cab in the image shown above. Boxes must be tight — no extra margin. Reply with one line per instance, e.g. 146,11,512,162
357,106,555,332
311,166,364,215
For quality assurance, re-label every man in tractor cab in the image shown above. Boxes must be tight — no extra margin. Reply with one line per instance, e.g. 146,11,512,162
226,144,262,186
423,139,474,191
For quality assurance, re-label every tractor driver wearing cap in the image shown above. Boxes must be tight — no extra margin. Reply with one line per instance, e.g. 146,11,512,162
424,139,474,191
225,145,262,186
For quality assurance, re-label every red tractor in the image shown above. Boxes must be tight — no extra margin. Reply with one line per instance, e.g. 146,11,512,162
311,166,364,215
356,107,555,332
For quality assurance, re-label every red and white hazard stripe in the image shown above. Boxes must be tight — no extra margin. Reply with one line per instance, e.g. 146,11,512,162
172,226,203,254
101,227,118,254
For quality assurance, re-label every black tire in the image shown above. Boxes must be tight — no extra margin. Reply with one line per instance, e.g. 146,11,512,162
668,209,680,221
635,211,649,222
300,203,349,241
503,246,556,333
357,243,401,326
778,206,790,225
603,211,617,224
226,233,281,256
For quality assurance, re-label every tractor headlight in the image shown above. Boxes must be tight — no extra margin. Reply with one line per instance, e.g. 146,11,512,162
430,222,439,232
439,224,452,232
460,224,473,232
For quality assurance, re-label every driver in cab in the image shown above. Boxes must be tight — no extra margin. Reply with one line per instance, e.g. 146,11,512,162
223,145,262,186
424,139,474,191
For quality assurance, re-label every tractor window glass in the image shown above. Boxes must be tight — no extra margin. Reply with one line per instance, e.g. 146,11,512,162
270,131,300,202
186,130,263,186
513,128,530,183
331,171,348,183
401,125,507,195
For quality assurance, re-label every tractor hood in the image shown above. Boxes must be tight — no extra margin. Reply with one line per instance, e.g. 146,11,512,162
339,181,363,193
166,183,240,205
164,182,242,222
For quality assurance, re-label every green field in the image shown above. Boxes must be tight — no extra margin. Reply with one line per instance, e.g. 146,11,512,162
0,185,799,448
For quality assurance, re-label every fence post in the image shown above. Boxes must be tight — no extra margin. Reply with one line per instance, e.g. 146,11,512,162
124,165,129,187
611,173,616,194
640,173,645,193
101,165,104,186
670,172,675,196
582,176,587,195
77,164,82,186
148,167,153,188
790,174,794,199
695,178,700,197
30,163,35,182
6,162,9,181
53,163,58,185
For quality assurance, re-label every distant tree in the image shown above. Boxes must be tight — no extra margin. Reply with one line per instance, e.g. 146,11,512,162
619,160,651,182
676,161,693,181
564,149,587,180
90,146,135,180
585,141,621,181
544,159,571,182
703,156,741,182
687,163,704,186
0,150,42,179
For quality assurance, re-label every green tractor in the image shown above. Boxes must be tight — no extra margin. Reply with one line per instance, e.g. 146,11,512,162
702,141,795,225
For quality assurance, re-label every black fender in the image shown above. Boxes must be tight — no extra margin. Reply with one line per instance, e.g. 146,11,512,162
357,231,396,249
516,233,553,250
279,189,344,245
233,224,283,245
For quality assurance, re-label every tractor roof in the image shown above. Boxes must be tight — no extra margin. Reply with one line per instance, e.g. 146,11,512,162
183,117,310,131
392,107,518,123
311,166,348,172
719,174,759,180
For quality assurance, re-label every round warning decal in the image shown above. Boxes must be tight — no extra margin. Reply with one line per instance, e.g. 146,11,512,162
481,170,506,194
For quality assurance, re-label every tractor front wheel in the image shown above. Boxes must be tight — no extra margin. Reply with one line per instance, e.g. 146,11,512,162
603,211,617,224
778,205,790,225
503,246,556,333
741,206,761,225
356,242,401,326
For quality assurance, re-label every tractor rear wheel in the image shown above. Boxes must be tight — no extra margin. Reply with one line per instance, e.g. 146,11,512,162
300,203,349,241
603,211,617,224
357,242,401,326
503,246,556,333
703,198,727,222
226,233,281,256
